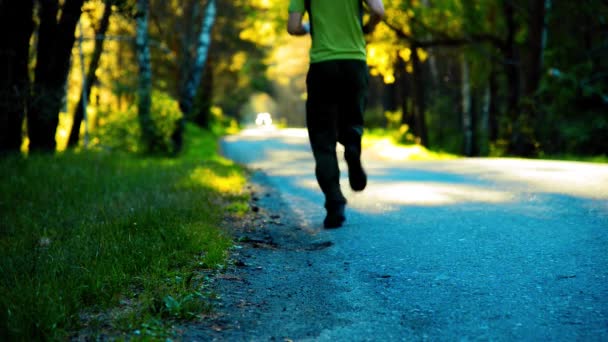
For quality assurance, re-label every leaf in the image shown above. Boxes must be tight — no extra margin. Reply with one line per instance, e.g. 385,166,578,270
163,295,180,312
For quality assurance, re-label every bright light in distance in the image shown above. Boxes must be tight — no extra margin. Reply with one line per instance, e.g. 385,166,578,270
255,112,273,127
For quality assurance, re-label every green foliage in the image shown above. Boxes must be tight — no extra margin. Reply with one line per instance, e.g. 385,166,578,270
208,1,273,119
161,291,210,320
92,106,140,152
0,125,246,340
364,106,387,129
424,93,461,154
366,0,607,157
537,59,608,155
91,90,182,154
363,128,457,160
384,110,418,145
150,91,183,149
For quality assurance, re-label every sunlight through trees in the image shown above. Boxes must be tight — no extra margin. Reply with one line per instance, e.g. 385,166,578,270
0,0,605,157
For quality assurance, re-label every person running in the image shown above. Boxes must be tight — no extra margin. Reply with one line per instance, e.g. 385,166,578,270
287,0,385,228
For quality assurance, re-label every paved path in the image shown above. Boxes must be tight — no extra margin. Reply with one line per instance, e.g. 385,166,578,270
185,128,608,341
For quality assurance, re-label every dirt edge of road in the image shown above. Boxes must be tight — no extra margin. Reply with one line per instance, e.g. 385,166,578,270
180,170,342,341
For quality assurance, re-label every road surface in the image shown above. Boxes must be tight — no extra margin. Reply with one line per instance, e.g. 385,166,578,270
184,128,608,341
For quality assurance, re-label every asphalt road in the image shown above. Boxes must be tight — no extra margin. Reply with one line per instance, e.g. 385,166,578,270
185,127,608,341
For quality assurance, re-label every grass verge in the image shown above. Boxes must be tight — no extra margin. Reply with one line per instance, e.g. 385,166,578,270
363,128,458,161
536,154,608,164
364,129,607,163
0,124,247,340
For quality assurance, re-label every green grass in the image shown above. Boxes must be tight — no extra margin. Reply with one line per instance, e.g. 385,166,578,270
0,124,247,340
363,128,458,161
364,129,607,163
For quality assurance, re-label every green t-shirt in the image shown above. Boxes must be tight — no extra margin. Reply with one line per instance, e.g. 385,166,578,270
289,0,367,63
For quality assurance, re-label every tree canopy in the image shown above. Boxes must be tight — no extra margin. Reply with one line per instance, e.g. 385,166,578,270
0,0,606,157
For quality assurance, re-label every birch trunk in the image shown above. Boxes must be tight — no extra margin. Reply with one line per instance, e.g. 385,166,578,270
174,0,217,152
136,0,155,152
179,0,217,115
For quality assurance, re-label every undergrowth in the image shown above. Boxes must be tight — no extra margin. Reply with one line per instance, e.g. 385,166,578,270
0,124,247,340
364,128,607,163
363,128,458,161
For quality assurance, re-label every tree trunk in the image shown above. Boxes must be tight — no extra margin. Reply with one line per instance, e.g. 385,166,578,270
523,0,549,98
136,0,155,152
0,0,34,155
412,46,429,147
507,0,550,157
488,66,499,142
517,1,549,155
502,0,525,155
382,79,398,113
470,92,479,156
397,56,413,130
68,0,113,148
503,0,519,117
191,55,214,128
174,0,217,151
179,0,216,113
461,53,474,156
28,0,85,153
481,82,490,154
420,0,439,91
178,0,199,100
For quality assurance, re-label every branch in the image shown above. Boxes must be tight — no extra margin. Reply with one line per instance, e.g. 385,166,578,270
381,19,417,43
383,19,503,49
382,19,513,66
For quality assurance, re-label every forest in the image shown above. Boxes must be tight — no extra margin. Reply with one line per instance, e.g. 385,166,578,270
1,0,607,339
0,0,607,157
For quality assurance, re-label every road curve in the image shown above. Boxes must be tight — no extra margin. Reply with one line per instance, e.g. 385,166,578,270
186,128,608,341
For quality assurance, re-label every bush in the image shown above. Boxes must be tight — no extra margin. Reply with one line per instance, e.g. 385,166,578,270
536,64,608,155
91,91,183,154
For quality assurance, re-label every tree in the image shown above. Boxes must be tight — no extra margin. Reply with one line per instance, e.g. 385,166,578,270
135,0,155,152
461,52,474,156
178,0,216,116
534,0,608,154
7,0,601,156
28,0,86,152
68,0,114,148
0,0,34,155
411,46,429,146
173,0,217,151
